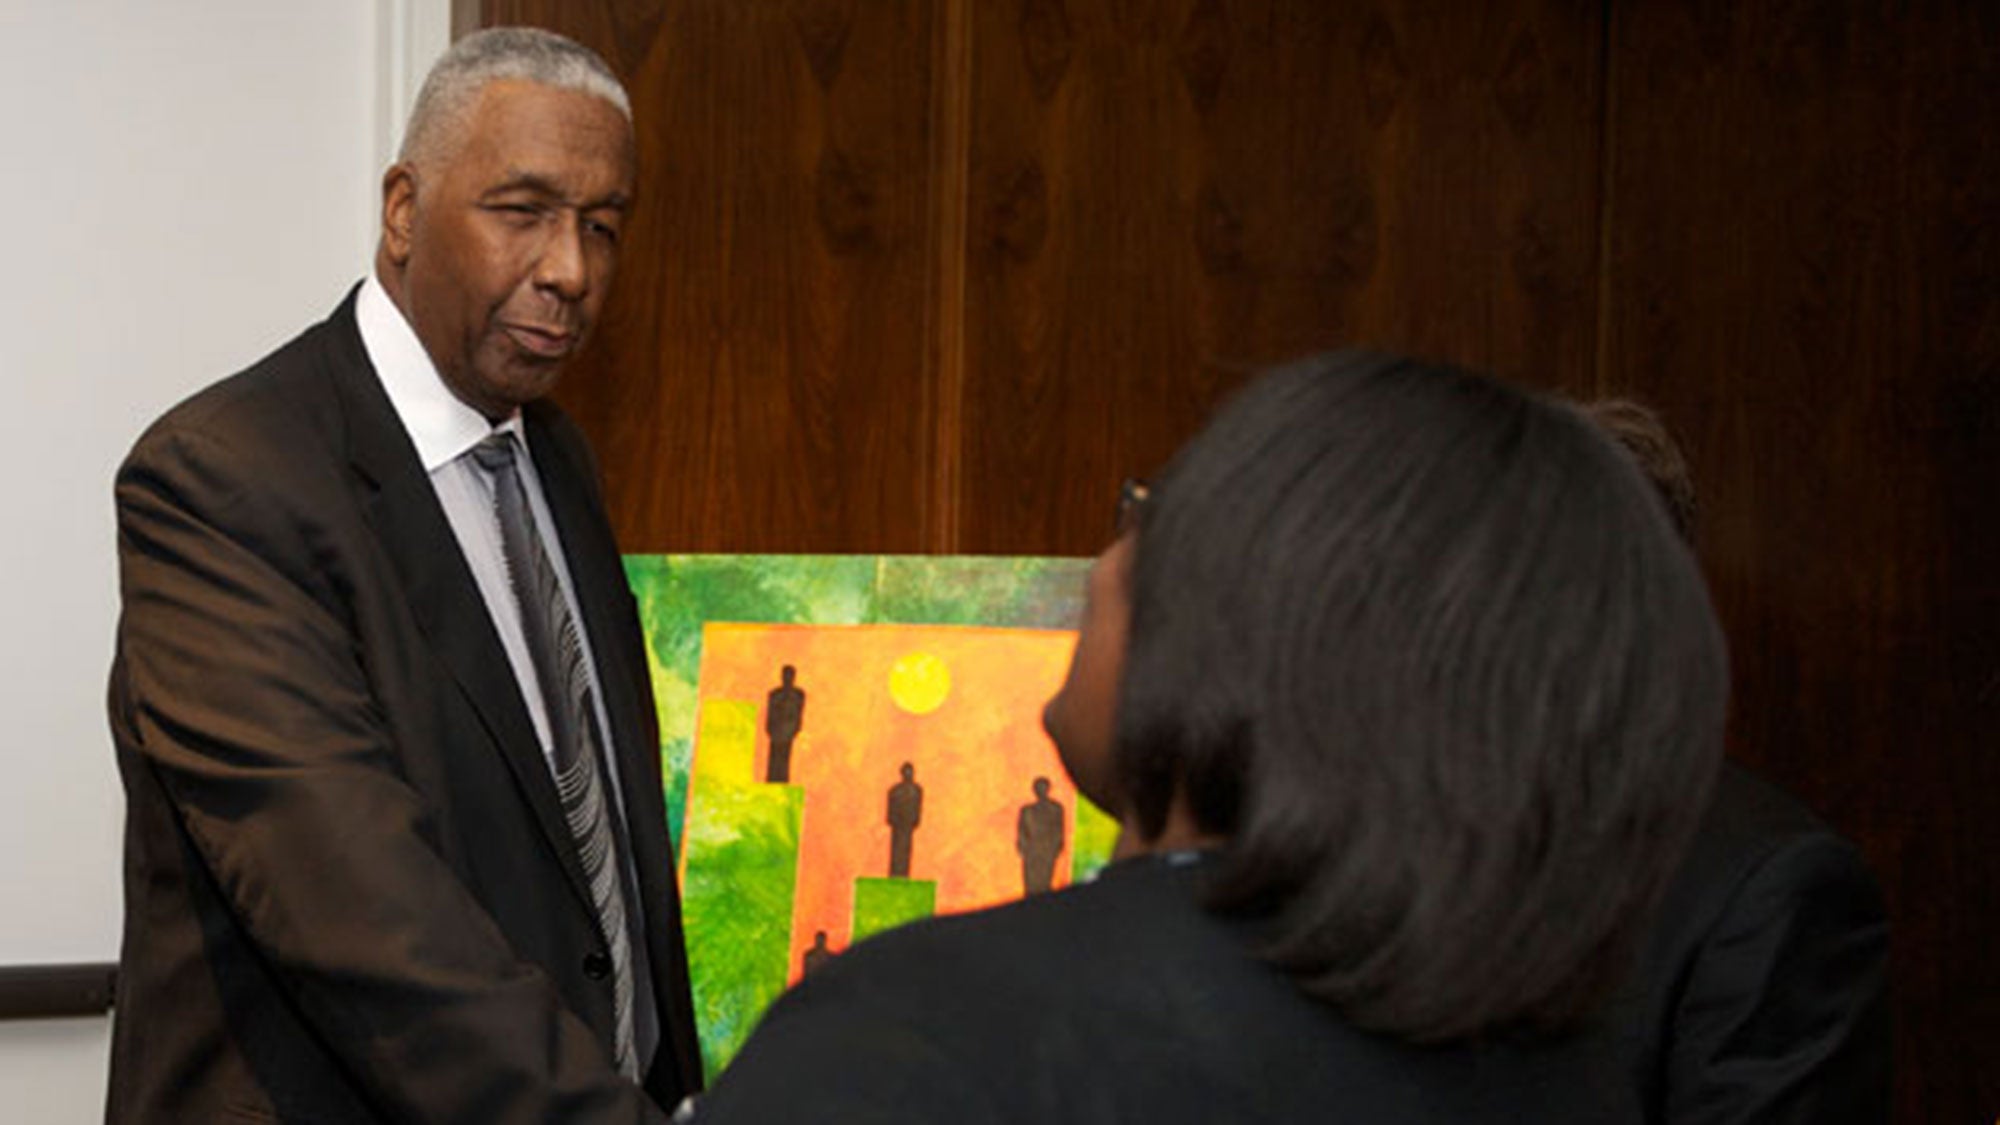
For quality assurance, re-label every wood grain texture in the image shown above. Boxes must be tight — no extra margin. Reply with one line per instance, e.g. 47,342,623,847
959,0,1605,555
489,0,946,553
476,2,1997,1114
1602,2,2000,1118
924,0,973,552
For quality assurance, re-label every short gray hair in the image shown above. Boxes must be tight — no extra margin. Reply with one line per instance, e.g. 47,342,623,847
399,27,631,166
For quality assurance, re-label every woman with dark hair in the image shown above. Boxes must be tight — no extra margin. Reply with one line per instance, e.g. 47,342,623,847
690,351,1730,1123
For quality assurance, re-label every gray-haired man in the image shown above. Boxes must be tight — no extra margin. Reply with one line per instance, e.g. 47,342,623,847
108,28,697,1123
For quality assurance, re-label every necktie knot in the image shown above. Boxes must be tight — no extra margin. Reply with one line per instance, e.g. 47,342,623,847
472,433,518,475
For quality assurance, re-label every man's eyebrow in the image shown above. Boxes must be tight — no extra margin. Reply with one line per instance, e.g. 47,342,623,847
483,172,630,210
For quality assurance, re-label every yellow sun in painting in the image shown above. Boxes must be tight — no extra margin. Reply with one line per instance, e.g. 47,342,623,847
888,651,952,714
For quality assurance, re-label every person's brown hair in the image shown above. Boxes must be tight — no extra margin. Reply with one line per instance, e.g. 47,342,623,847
1580,398,1698,545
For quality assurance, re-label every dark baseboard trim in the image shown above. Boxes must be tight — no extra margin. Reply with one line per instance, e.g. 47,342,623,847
0,963,116,1020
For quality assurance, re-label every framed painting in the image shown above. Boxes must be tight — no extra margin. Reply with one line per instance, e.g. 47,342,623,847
624,555,1118,1079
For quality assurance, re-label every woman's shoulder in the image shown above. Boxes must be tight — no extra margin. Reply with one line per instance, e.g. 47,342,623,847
822,854,1218,998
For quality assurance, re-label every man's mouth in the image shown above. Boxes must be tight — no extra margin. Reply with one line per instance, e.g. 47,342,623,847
504,323,578,359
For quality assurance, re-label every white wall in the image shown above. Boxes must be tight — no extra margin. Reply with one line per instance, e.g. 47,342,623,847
0,0,449,1115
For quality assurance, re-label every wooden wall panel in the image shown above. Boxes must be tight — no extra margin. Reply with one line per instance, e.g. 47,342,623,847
959,0,1606,555
481,1,1997,1114
487,0,947,553
1602,3,2000,1119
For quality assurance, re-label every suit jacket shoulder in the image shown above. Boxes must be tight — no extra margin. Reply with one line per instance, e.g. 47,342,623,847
1625,763,1890,1125
127,290,378,480
116,289,451,640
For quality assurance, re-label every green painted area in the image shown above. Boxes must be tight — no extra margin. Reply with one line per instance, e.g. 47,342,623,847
659,736,690,863
681,780,803,1081
867,556,1089,628
1071,796,1121,884
850,877,938,943
641,617,694,860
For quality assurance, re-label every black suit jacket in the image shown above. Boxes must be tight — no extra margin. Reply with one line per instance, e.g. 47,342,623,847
695,855,1640,1123
106,291,700,1124
1617,763,1891,1123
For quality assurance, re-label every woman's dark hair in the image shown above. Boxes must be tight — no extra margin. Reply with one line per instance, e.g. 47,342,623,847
1113,351,1728,1041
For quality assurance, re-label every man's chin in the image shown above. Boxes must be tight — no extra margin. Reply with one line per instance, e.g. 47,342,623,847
478,359,567,410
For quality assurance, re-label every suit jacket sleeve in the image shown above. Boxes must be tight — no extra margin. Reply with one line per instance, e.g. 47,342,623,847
113,420,671,1125
1661,833,1890,1125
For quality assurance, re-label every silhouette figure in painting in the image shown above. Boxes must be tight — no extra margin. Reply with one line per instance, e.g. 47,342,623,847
1016,777,1066,894
765,665,806,783
802,931,836,977
886,762,923,878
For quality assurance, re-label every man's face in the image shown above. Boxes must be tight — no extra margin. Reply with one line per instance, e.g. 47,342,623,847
381,79,635,419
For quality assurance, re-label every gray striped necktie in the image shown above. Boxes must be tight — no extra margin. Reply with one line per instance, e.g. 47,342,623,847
471,433,638,1079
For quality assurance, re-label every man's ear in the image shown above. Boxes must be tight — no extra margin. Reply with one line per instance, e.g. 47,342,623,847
380,164,418,266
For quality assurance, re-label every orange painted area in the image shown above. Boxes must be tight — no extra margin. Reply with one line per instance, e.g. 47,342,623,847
692,623,1079,983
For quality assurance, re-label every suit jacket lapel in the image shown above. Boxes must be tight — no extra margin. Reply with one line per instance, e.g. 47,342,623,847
320,294,601,922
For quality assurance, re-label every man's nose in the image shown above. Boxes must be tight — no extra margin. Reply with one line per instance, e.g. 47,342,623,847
533,213,589,300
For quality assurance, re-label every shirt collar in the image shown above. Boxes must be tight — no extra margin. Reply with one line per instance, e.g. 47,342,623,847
355,272,523,471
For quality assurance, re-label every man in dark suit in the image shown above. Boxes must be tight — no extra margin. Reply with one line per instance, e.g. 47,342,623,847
1587,399,1891,1124
106,28,697,1124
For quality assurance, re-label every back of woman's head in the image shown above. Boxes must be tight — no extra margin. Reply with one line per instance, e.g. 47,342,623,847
1114,351,1728,1041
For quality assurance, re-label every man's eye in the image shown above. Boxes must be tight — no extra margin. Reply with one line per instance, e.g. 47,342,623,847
586,219,621,245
